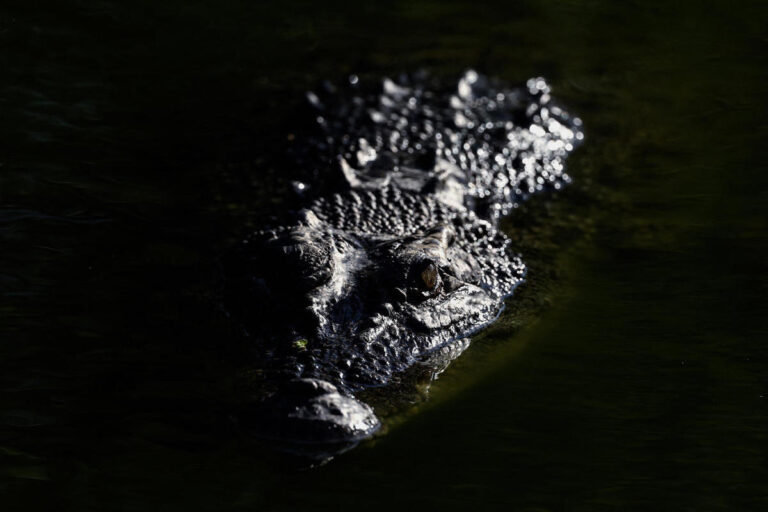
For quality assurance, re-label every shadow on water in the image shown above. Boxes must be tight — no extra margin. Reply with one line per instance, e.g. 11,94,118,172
1,0,767,510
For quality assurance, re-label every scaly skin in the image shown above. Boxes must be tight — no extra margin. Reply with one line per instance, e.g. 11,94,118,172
224,71,583,456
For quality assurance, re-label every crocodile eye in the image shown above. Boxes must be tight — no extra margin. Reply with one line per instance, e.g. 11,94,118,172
419,262,440,292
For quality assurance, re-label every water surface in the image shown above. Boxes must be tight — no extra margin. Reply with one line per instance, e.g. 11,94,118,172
1,1,767,510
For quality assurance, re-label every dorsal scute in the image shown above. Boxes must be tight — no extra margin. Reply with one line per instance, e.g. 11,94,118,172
303,70,583,221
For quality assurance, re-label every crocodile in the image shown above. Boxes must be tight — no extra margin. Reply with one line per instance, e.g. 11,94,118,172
224,70,583,457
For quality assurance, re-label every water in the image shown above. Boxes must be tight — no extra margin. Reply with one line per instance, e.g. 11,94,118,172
2,1,767,510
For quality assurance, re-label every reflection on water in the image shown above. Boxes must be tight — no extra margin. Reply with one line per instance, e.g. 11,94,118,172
1,0,767,510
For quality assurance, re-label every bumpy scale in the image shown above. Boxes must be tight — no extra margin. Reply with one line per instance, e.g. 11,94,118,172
225,70,583,456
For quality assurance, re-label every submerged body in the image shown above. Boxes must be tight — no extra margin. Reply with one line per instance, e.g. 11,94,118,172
225,71,583,455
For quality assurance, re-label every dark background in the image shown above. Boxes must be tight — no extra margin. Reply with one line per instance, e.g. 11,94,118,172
1,1,767,510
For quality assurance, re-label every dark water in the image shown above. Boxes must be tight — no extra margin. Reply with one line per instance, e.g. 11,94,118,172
2,1,767,510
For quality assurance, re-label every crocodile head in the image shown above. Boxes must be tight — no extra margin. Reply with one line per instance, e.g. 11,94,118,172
224,187,524,453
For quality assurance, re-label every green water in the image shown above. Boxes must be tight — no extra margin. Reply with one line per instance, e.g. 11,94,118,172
2,1,767,510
